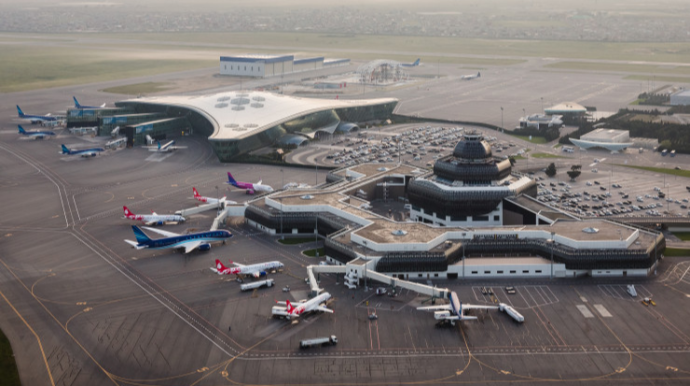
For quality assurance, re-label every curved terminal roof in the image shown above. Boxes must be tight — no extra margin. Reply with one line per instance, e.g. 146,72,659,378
123,91,397,141
569,138,633,151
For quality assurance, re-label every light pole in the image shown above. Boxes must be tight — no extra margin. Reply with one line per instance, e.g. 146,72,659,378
315,158,318,186
280,169,284,240
550,232,555,280
541,97,544,112
215,186,219,214
500,107,504,133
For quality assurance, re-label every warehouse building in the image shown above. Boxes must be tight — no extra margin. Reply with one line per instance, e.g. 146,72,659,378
219,54,350,78
670,89,690,106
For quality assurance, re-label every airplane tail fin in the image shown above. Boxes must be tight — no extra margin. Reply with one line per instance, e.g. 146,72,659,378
227,172,237,186
157,141,161,150
215,259,227,272
413,58,420,66
193,187,200,198
60,144,70,154
18,125,26,134
477,72,481,77
131,226,151,244
16,105,24,117
286,300,294,313
123,206,133,217
73,96,81,108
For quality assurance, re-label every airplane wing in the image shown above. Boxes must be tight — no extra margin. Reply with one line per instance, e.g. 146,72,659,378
183,241,203,254
315,306,334,314
124,239,145,249
100,103,106,108
141,226,180,237
416,305,452,311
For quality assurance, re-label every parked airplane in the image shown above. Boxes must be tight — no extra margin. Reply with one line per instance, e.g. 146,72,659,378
277,292,333,319
460,72,481,80
16,105,57,125
18,125,55,140
226,172,273,194
401,58,421,67
122,206,185,226
73,96,106,109
60,144,104,157
146,140,187,153
211,259,284,278
124,225,232,254
417,291,498,325
192,187,237,206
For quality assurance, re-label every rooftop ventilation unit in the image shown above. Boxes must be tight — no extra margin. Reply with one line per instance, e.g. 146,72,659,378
250,103,264,108
231,97,250,105
214,103,228,108
244,123,258,128
252,96,266,102
300,195,314,200
582,227,599,234
231,106,245,111
217,96,231,102
391,230,408,236
225,123,239,128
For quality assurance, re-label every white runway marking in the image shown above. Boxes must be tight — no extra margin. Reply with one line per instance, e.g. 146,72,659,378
594,304,612,318
577,305,594,318
146,153,174,162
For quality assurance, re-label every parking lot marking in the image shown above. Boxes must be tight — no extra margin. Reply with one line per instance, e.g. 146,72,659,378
594,304,612,317
577,305,594,318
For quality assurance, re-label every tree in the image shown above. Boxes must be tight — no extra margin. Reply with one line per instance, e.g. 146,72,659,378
508,157,516,166
567,164,581,181
545,162,557,177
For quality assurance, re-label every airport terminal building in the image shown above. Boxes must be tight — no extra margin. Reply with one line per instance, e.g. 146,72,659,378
115,91,397,161
242,133,665,280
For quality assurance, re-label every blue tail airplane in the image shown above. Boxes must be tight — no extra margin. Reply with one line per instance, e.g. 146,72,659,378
124,225,232,254
60,144,105,157
401,58,421,67
18,125,55,140
16,105,57,124
73,97,106,109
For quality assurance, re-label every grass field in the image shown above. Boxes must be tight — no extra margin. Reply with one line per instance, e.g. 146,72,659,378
303,247,325,257
101,82,172,95
0,43,216,93
671,232,690,241
545,61,690,75
615,165,690,178
530,153,567,159
506,133,548,144
38,32,690,64
278,237,317,245
663,248,690,257
0,328,20,386
625,74,690,83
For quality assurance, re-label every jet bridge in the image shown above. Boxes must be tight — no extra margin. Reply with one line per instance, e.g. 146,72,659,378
306,260,449,299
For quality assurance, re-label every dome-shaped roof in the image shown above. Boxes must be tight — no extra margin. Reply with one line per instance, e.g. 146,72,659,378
452,133,492,159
